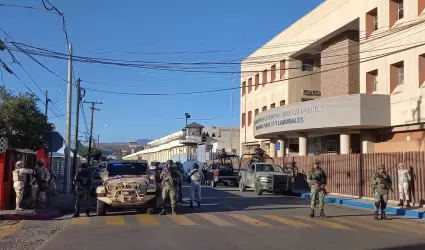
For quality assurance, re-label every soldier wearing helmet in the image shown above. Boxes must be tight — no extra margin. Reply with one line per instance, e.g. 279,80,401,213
34,159,50,208
12,161,33,211
371,163,392,220
307,159,327,218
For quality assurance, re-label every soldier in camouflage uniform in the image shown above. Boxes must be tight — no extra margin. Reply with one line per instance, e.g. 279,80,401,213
159,160,180,215
307,159,327,218
175,161,184,202
72,163,92,218
372,164,392,220
34,160,50,208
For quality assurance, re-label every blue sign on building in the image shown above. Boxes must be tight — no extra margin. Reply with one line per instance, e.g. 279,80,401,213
276,141,280,150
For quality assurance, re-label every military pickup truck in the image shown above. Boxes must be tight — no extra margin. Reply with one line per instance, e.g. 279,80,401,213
96,160,157,216
238,163,294,195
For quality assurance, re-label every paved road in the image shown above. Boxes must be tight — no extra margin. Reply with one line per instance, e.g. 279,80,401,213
35,185,425,250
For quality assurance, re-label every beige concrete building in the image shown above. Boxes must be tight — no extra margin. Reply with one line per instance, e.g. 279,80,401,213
241,0,425,156
123,123,240,162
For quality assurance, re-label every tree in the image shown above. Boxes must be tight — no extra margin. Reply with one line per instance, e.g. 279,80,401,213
80,146,102,161
0,86,54,150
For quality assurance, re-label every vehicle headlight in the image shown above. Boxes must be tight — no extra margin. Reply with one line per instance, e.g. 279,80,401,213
259,177,268,182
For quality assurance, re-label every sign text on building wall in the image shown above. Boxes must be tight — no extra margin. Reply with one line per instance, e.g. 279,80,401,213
254,106,322,131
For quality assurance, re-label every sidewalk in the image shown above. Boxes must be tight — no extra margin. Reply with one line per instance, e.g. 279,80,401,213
0,194,74,220
294,189,425,219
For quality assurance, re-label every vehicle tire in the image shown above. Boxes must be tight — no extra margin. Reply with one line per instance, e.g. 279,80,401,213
96,199,107,216
254,182,263,195
239,181,247,192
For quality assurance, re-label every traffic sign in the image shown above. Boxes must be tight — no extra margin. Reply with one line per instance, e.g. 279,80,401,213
276,141,280,150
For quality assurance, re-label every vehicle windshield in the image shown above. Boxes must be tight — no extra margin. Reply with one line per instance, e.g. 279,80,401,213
107,162,147,175
256,164,282,172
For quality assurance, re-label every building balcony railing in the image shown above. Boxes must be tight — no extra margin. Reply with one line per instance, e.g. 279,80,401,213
180,135,203,144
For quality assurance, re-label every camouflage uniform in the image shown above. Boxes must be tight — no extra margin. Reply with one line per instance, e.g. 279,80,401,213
189,163,204,208
159,162,180,215
372,164,392,220
175,162,184,202
307,159,327,218
12,161,33,211
34,160,51,208
72,163,92,217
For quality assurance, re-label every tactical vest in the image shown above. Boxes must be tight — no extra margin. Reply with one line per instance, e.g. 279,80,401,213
12,170,23,182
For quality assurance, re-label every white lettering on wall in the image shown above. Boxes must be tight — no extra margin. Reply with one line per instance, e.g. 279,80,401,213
254,106,322,125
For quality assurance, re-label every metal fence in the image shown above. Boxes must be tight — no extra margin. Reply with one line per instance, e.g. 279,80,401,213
272,152,425,204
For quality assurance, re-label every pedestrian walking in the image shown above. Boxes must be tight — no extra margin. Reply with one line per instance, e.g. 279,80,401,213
397,163,411,207
188,163,204,208
372,164,392,220
12,161,33,211
307,159,327,218
72,163,92,218
159,160,179,215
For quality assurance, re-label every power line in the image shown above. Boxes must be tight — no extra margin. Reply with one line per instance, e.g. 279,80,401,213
0,3,60,14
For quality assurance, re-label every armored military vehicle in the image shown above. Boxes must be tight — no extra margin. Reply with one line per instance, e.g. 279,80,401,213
95,160,157,216
238,148,294,195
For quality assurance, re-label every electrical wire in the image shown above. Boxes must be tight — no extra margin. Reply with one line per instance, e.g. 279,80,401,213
0,3,60,14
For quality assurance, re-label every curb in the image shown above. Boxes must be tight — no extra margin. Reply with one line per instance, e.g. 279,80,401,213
0,208,62,221
299,193,424,219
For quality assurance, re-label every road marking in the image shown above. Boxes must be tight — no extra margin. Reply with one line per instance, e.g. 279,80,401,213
197,214,235,227
71,217,90,225
330,218,394,232
383,220,425,235
262,215,313,228
136,215,160,226
0,222,22,240
294,216,353,230
105,216,126,225
229,214,273,227
169,215,198,226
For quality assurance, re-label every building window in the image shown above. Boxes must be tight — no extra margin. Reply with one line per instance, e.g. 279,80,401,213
255,74,259,90
419,0,425,15
241,113,245,128
248,111,252,126
280,60,286,78
262,106,267,111
248,78,252,93
366,70,378,94
419,54,425,87
255,108,259,116
262,70,267,86
270,103,275,109
242,81,246,96
301,57,314,72
280,100,285,106
271,65,276,82
390,0,403,27
398,1,404,19
390,61,404,93
366,8,378,38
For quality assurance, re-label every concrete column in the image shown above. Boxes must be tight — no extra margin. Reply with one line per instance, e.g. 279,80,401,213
299,133,307,156
340,130,350,154
361,131,374,153
277,136,286,157
269,138,277,157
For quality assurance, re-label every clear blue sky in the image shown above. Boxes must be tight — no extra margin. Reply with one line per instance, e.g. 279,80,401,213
0,0,324,143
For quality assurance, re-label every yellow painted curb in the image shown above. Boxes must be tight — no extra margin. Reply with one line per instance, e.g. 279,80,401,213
0,221,23,230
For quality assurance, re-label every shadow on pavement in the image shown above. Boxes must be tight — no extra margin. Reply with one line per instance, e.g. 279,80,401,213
372,243,425,250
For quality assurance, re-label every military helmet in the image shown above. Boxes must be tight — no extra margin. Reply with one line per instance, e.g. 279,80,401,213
313,159,320,164
377,163,385,169
15,161,25,168
193,163,199,169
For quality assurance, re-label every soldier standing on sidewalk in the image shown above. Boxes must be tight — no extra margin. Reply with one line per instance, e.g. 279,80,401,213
307,159,327,218
372,164,392,220
12,161,33,211
397,163,411,207
34,160,50,209
159,160,179,215
72,163,92,218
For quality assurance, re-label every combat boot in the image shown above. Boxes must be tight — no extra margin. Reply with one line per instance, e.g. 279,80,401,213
406,201,411,208
197,201,201,208
85,208,90,217
310,208,314,217
171,207,177,215
374,211,378,220
381,210,389,220
72,212,80,218
189,201,193,208
159,204,167,215
397,199,403,206
320,209,327,218
15,204,24,211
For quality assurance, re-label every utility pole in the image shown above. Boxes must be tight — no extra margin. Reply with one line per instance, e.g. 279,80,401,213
73,78,85,174
84,101,102,165
64,44,73,194
44,90,51,117
230,73,234,153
